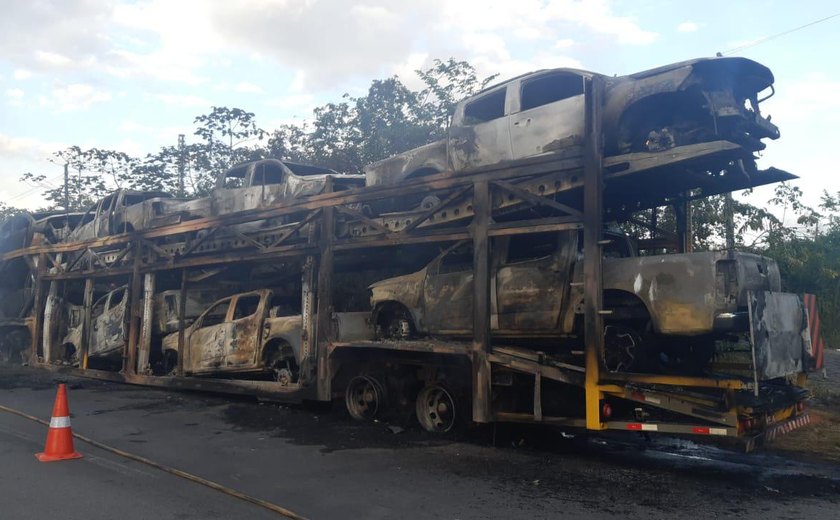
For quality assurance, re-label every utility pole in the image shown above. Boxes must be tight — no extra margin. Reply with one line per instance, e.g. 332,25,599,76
177,134,186,198
63,163,70,211
724,191,735,253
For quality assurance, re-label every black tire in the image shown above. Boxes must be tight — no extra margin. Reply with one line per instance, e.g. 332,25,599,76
345,375,388,421
415,383,464,433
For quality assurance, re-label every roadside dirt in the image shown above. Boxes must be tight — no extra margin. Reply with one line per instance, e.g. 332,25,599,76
769,349,840,463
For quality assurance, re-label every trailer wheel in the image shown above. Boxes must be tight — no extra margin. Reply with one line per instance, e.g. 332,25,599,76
415,384,458,433
345,375,387,421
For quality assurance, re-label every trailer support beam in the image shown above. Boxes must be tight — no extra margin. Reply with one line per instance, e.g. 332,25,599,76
583,76,606,431
471,179,492,423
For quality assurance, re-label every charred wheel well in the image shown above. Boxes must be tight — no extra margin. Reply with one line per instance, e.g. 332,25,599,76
373,301,415,331
262,338,295,364
613,88,713,154
576,290,652,331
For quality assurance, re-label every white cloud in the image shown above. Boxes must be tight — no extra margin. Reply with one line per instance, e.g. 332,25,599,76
265,93,315,112
554,38,575,49
34,50,74,67
0,133,64,162
6,88,25,106
152,93,211,108
39,84,112,112
677,21,699,33
13,69,32,80
235,82,264,94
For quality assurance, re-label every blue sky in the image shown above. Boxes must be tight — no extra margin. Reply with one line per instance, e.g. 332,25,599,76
1,0,838,217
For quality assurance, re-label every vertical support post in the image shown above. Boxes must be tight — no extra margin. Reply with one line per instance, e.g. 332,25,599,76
42,281,58,363
675,196,693,253
124,242,142,375
177,134,186,198
80,278,94,369
176,268,188,377
315,178,335,401
137,272,155,374
63,163,70,211
724,191,735,254
471,180,492,423
30,253,47,365
299,216,319,388
583,76,606,431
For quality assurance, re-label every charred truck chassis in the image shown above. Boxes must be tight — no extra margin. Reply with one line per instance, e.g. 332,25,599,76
3,77,812,450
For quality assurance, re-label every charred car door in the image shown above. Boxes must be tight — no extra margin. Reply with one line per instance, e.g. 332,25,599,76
224,293,266,369
94,194,117,237
89,287,127,357
495,232,576,333
449,87,512,171
186,298,234,373
214,160,288,214
510,71,586,158
422,243,474,334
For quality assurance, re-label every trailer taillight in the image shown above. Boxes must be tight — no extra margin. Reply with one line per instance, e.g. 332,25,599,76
740,417,756,432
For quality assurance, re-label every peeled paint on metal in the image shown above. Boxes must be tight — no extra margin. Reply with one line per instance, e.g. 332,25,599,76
749,291,805,379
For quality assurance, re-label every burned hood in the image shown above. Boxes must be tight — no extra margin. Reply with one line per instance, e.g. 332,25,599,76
628,56,774,92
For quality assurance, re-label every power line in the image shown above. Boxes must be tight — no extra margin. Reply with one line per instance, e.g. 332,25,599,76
721,12,840,55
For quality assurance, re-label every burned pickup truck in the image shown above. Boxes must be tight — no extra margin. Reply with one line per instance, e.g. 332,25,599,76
65,189,174,242
212,159,365,215
162,289,371,383
365,56,780,186
370,230,802,373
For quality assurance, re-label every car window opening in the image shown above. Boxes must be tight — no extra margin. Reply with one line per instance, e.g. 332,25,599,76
506,232,558,263
463,89,506,124
233,295,261,320
439,245,473,274
520,73,584,111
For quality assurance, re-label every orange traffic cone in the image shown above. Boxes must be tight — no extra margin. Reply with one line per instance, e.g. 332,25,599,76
35,383,82,462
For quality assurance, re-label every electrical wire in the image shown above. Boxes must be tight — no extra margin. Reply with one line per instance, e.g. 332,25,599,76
0,403,309,520
721,12,840,55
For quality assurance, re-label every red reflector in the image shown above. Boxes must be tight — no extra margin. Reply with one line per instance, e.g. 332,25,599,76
692,427,710,435
601,403,612,419
627,423,642,430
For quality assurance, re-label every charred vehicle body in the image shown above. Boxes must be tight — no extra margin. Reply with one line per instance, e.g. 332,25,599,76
66,189,173,242
162,289,370,383
365,56,779,187
213,159,365,215
370,230,790,372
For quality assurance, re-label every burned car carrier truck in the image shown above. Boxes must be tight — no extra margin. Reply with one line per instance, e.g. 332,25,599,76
0,56,820,451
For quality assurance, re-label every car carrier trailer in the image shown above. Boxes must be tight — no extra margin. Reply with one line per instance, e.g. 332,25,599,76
1,76,814,451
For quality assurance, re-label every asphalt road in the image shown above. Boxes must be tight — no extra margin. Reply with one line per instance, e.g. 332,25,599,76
1,367,838,519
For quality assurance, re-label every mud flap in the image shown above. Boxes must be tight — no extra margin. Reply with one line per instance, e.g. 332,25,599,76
747,291,806,381
743,413,811,452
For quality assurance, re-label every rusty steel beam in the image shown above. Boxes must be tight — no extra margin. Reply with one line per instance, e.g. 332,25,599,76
315,177,335,400
124,241,143,375
29,253,48,365
471,179,492,423
137,272,155,374
176,268,188,377
583,75,606,431
80,278,94,369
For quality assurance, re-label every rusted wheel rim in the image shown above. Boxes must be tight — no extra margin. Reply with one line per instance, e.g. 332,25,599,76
345,376,385,421
416,384,456,433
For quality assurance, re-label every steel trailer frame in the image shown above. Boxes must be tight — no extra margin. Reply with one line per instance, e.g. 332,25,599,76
5,76,809,448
